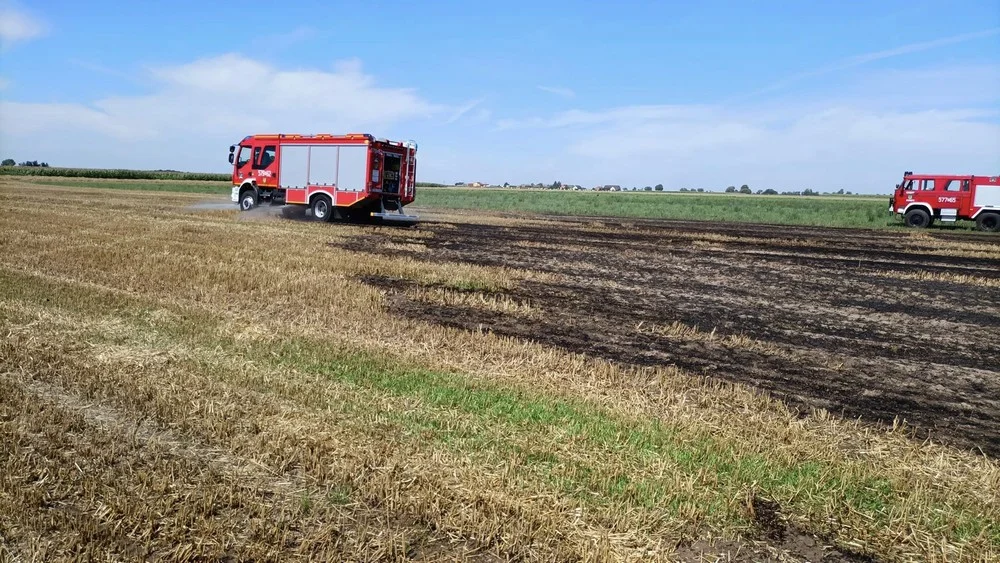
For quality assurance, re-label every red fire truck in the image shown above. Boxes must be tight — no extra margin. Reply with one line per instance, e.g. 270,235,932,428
891,172,1000,232
228,133,418,223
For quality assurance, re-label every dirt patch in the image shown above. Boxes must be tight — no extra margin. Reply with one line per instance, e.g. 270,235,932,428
341,216,1000,457
670,494,878,562
672,534,874,563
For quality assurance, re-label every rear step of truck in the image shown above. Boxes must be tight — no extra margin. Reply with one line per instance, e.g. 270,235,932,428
371,198,418,224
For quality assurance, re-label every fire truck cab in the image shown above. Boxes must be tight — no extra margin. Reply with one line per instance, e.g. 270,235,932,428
890,172,1000,232
228,133,417,223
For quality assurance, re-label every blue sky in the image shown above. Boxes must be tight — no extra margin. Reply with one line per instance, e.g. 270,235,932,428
1,0,998,192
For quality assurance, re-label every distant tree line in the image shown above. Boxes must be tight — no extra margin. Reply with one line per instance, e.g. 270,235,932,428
462,180,859,195
2,158,49,167
0,164,229,181
687,185,853,196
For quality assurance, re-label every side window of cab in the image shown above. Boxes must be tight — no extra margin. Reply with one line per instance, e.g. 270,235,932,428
943,180,968,192
237,146,253,168
255,145,276,169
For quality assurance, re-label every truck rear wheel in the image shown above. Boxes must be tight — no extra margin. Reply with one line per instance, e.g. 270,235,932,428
976,212,1000,232
311,195,333,222
904,208,931,228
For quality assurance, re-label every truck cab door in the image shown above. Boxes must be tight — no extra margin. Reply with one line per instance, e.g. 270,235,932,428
899,178,919,208
235,145,254,182
936,178,970,223
252,144,278,187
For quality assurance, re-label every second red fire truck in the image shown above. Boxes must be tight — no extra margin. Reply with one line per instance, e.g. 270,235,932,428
891,172,1000,231
228,133,418,223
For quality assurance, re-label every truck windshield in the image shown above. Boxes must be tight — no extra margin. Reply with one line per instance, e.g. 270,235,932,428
237,146,252,168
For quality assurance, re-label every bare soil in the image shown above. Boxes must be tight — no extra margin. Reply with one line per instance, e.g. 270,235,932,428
334,213,1000,457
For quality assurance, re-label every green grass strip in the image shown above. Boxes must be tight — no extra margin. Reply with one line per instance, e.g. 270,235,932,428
417,188,900,229
17,178,231,194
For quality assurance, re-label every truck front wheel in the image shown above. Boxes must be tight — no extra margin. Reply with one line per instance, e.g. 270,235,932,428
311,195,333,222
904,208,931,228
976,212,1000,232
239,189,257,211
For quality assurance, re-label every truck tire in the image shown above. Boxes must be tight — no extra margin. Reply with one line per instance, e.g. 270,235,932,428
311,195,333,222
976,212,1000,232
239,189,257,211
904,208,931,228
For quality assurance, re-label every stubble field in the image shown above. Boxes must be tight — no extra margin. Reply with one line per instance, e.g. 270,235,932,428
1,179,998,562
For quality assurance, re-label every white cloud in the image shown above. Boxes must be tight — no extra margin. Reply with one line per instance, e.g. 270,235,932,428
1,101,143,138
735,28,1000,102
0,5,45,49
468,60,1000,191
497,105,717,131
68,58,141,83
469,108,492,124
831,65,1000,110
0,54,446,171
446,97,485,124
845,28,1000,66
493,103,1000,191
538,85,575,98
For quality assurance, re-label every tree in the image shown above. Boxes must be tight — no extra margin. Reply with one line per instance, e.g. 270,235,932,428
739,185,752,194
643,186,652,191
837,188,845,195
696,188,705,193
654,183,663,191
551,181,562,190
679,188,689,192
725,185,736,193
1,158,14,166
762,188,778,195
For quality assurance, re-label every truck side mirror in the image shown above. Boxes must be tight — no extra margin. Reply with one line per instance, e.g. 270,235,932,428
228,154,234,164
